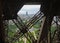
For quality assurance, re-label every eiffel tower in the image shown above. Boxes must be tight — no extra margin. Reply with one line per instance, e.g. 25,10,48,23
0,0,60,43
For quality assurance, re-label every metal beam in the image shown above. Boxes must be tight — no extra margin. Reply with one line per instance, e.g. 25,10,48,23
0,0,5,43
37,16,53,43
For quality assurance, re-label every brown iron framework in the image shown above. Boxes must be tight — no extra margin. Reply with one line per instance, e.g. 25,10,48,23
0,0,60,43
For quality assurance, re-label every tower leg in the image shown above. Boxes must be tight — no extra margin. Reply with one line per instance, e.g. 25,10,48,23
37,16,53,43
0,0,5,43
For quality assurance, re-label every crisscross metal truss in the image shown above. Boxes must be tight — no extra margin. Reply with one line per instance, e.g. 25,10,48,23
4,11,44,43
4,11,60,43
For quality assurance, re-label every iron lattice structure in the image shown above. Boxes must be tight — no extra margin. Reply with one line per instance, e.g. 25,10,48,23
0,0,60,43
4,11,44,43
4,11,60,43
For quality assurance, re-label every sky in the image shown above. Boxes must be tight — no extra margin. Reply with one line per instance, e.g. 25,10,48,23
17,5,41,15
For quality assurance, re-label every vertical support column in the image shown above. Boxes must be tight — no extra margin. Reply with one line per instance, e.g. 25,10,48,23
37,16,53,43
0,0,5,43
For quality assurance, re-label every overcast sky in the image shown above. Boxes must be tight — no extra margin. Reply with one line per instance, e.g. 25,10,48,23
17,5,41,15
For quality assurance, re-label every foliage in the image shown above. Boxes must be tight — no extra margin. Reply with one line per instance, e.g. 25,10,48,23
7,20,56,43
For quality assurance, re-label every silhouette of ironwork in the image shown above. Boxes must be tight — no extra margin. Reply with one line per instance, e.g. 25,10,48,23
10,11,44,43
